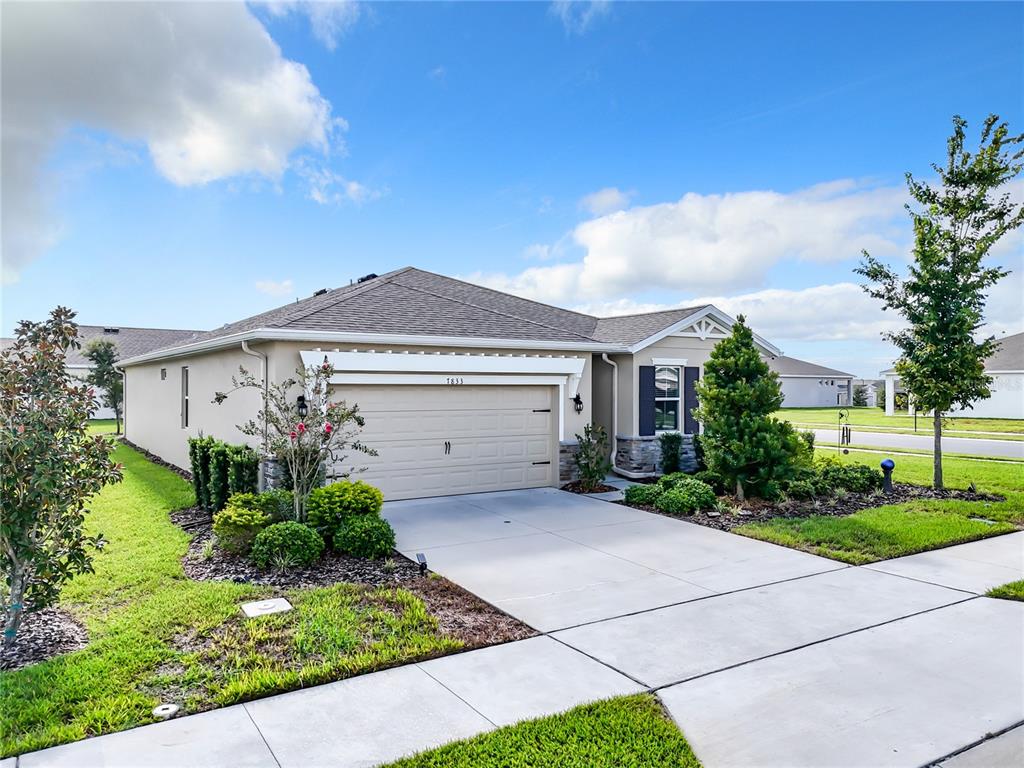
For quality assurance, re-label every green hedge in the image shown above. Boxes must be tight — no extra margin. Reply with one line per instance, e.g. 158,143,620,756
187,437,260,512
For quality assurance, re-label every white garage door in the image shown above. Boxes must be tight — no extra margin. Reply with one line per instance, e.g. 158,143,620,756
328,384,555,501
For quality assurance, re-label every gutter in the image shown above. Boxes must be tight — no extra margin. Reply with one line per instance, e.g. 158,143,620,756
118,328,628,367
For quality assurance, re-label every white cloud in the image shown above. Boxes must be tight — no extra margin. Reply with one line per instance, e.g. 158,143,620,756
472,179,909,303
260,1,361,51
255,278,295,297
1,1,339,283
550,1,611,35
428,65,447,81
579,186,632,216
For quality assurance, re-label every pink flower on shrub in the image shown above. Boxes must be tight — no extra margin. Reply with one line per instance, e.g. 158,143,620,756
297,423,306,434
289,431,297,440
324,423,333,434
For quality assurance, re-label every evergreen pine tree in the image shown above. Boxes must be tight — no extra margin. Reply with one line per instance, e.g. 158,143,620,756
694,316,802,500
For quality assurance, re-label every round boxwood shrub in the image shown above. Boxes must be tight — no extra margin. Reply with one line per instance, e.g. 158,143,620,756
250,521,325,570
212,499,270,555
307,480,384,531
814,457,883,494
783,479,817,500
332,516,396,559
692,469,725,495
654,478,717,515
656,472,692,491
623,484,663,507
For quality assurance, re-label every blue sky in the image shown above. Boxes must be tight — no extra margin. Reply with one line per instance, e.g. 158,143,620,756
3,1,1022,377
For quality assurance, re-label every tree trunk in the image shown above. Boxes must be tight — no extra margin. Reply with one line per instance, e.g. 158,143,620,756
933,410,943,490
735,478,745,501
3,564,26,653
116,412,122,435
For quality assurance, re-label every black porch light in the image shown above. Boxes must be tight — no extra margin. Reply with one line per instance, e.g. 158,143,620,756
296,395,309,419
572,393,584,414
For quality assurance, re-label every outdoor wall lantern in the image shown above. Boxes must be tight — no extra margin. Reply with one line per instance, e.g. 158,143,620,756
296,395,309,419
572,393,584,414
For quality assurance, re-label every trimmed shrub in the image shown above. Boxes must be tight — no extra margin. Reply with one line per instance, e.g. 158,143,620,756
692,469,725,495
658,432,682,474
815,456,883,494
656,472,691,491
208,442,232,512
784,479,817,500
227,445,260,496
693,433,707,471
333,515,396,559
623,484,663,507
213,499,270,555
251,522,324,570
187,436,215,510
655,478,717,515
308,480,383,524
573,423,611,493
258,488,295,522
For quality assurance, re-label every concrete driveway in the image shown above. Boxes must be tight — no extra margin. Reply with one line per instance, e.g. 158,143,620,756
385,490,1024,767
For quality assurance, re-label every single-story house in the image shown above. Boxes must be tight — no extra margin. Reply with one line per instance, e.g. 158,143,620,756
851,379,882,408
119,267,783,500
767,355,853,408
881,331,1024,419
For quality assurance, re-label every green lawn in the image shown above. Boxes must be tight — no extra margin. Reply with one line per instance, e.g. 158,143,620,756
987,580,1024,602
87,418,118,435
736,450,1023,565
386,695,702,768
0,445,462,758
776,407,1024,440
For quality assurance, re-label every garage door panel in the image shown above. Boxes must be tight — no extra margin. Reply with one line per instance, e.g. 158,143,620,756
328,384,556,500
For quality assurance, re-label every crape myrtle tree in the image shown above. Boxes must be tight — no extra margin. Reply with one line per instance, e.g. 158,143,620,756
215,357,376,522
83,339,124,434
857,114,1023,489
1,308,122,650
694,316,804,501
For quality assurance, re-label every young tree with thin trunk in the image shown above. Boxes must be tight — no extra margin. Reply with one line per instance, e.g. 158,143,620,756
83,339,124,434
1,308,122,650
857,114,1023,489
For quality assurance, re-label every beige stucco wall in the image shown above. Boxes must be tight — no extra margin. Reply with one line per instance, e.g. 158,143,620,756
621,335,721,434
124,344,267,469
125,338,594,470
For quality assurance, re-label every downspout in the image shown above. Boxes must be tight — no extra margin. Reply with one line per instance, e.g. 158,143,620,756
601,354,618,472
241,341,269,489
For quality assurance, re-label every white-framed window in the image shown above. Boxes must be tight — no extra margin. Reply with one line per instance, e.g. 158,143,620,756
181,366,189,428
655,366,680,431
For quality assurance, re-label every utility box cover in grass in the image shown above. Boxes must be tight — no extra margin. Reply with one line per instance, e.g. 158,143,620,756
241,598,293,617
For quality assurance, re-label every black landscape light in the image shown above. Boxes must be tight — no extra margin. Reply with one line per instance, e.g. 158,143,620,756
296,395,308,419
880,458,895,493
416,552,428,576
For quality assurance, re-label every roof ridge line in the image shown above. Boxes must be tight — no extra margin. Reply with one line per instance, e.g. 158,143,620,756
596,305,703,321
275,268,410,328
394,279,598,342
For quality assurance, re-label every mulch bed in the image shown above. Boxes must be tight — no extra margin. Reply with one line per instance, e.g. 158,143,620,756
0,607,89,671
622,482,1005,532
561,481,620,494
171,508,534,643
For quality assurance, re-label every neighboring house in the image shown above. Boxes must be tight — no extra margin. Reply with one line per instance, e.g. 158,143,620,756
119,267,782,500
69,326,202,418
881,331,1024,418
851,379,883,408
767,355,854,407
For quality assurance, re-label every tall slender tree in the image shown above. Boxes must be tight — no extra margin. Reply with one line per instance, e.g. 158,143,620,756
83,339,124,434
857,115,1023,488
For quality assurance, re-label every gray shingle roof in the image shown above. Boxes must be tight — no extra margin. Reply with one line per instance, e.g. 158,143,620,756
988,332,1024,371
129,267,724,360
768,355,853,378
66,326,202,366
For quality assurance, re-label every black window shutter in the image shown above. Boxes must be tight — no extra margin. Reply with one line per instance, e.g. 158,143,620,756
683,366,700,434
639,366,656,436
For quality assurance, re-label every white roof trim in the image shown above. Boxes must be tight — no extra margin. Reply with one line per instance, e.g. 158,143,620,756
626,305,782,357
651,358,688,366
119,328,622,367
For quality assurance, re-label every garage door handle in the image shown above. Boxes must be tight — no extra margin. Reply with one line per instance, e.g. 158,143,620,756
532,461,551,465
444,441,451,455
532,408,551,413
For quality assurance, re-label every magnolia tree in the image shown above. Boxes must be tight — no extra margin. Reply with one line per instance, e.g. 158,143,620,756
215,357,375,522
1,308,122,650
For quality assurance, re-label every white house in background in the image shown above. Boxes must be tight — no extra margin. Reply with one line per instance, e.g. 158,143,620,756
766,355,854,407
851,379,882,408
882,331,1024,418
